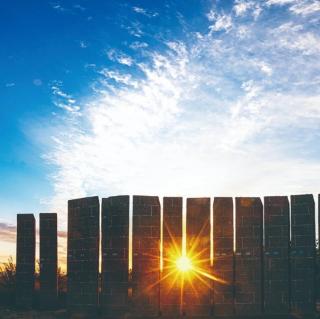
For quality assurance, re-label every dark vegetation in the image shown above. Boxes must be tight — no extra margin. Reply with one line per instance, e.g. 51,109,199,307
0,257,67,310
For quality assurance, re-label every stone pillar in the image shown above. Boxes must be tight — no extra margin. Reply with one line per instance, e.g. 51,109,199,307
132,195,160,316
67,196,99,314
161,197,183,316
235,197,263,315
40,213,58,309
101,196,129,317
213,197,234,316
16,214,35,309
185,198,211,317
290,194,316,315
264,196,289,314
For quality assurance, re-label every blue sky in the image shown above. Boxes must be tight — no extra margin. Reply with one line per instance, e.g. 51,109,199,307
0,0,320,261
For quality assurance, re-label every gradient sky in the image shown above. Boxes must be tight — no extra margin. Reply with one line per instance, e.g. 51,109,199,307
0,0,320,265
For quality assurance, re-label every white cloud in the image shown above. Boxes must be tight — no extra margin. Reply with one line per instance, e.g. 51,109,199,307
209,14,233,32
266,0,296,5
107,49,134,66
133,6,159,18
290,1,320,16
234,0,253,16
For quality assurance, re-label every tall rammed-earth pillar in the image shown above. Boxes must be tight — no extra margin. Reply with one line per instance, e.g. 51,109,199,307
213,197,234,316
235,197,263,315
132,195,161,317
16,214,35,309
101,196,129,317
40,213,58,309
290,194,316,315
264,196,289,314
67,196,100,314
185,198,211,317
161,197,183,316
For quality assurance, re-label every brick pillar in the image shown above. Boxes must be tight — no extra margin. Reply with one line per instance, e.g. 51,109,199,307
132,195,160,316
16,214,35,309
101,196,129,317
213,197,234,316
235,197,263,315
161,197,183,316
67,196,99,314
185,198,211,317
40,213,58,309
290,194,316,315
264,196,289,314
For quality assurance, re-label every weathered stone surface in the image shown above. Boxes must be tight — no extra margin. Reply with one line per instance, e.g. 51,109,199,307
132,195,160,316
161,197,183,316
67,196,99,314
101,196,129,317
290,194,316,315
16,214,35,309
40,213,58,309
235,197,263,315
185,198,211,317
213,197,234,316
264,196,289,314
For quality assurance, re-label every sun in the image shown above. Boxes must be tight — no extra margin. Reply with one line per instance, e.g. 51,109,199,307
176,256,192,272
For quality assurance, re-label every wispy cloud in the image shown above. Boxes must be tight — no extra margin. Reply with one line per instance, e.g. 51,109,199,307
133,6,159,18
0,223,16,243
51,82,81,114
107,49,134,66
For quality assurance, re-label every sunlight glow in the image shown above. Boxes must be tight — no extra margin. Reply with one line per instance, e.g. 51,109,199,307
176,256,192,272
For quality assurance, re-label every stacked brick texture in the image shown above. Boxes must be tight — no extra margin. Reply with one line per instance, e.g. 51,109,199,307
161,197,183,316
40,213,58,309
290,194,316,315
213,197,234,316
101,196,129,317
185,198,211,317
15,193,319,316
235,197,263,315
67,196,100,314
132,195,161,316
264,196,289,314
16,214,35,309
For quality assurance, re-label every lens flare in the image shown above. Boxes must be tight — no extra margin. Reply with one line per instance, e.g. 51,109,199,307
176,256,192,272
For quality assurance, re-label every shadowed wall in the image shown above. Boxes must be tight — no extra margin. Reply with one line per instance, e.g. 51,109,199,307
290,194,316,315
40,213,57,309
185,197,211,316
132,195,160,316
101,196,129,317
16,214,35,309
67,196,99,314
213,197,234,316
235,197,263,315
264,196,289,314
161,197,183,316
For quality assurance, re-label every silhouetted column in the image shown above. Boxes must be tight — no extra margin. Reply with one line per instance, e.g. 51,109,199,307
213,197,234,316
40,213,58,309
132,196,160,317
264,196,289,314
185,198,211,317
235,197,263,315
16,214,35,309
101,196,129,317
67,196,99,314
290,194,316,315
161,197,183,316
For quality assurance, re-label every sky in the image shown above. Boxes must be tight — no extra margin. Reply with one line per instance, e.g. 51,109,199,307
0,0,320,266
